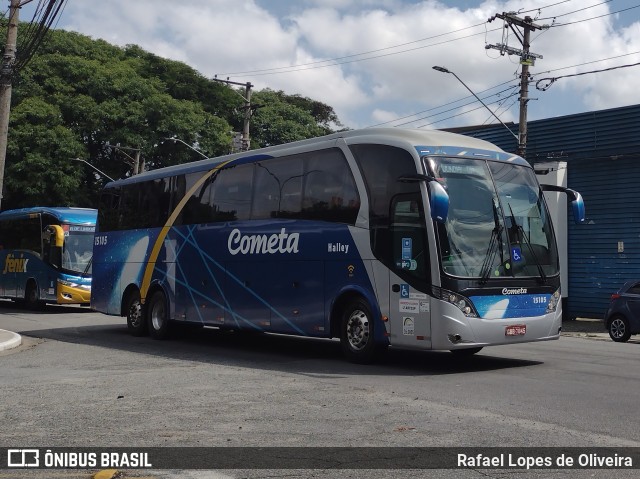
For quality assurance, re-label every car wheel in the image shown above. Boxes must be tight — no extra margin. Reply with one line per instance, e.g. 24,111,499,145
608,315,631,342
340,298,380,364
450,347,483,357
125,290,147,337
147,290,171,340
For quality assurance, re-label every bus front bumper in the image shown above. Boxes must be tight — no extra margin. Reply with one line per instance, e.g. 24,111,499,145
431,302,563,350
57,280,91,304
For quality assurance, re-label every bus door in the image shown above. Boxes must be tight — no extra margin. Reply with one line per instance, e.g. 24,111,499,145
387,194,432,349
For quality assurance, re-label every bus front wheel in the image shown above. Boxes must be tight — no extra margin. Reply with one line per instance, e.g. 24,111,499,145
340,299,378,364
147,290,171,340
125,291,147,337
25,281,42,310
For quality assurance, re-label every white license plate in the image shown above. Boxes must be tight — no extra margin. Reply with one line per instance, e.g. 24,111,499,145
505,324,526,336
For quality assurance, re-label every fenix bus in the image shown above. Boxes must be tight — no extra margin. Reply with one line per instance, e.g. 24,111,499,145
91,129,584,362
0,207,97,307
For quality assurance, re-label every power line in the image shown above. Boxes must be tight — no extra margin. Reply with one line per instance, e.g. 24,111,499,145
518,0,574,15
219,21,490,76
536,61,640,90
15,0,68,73
536,0,613,21
395,88,520,128
220,28,501,78
550,3,640,26
366,79,518,128
530,50,640,78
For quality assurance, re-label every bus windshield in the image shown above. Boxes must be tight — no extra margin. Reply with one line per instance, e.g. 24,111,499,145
428,157,559,280
62,229,94,274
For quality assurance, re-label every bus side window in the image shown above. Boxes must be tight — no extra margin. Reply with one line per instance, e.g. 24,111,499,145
391,194,429,282
252,157,304,219
211,165,253,221
302,148,359,224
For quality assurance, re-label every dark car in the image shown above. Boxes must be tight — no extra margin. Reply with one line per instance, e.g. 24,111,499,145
604,280,640,342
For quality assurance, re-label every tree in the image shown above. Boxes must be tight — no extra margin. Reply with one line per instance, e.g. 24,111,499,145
2,28,344,209
250,89,343,147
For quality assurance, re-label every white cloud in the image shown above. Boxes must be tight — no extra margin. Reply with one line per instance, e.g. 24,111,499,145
43,0,640,130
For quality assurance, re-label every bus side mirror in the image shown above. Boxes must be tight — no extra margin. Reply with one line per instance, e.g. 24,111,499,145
397,173,449,223
429,180,449,223
567,189,585,224
540,185,585,224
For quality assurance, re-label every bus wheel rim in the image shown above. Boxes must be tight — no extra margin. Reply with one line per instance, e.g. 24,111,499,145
129,301,142,328
151,302,165,330
347,309,369,351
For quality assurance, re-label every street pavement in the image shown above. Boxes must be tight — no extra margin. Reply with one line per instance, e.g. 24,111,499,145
0,317,610,351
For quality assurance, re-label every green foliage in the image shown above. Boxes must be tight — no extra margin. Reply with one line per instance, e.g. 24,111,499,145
3,28,343,209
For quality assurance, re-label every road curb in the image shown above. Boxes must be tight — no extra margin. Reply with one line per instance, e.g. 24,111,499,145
0,329,22,351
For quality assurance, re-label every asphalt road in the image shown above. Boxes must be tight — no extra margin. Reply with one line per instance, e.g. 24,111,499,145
0,301,638,479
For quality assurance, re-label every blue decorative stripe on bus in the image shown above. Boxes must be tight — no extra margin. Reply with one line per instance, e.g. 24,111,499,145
469,294,551,319
91,221,370,336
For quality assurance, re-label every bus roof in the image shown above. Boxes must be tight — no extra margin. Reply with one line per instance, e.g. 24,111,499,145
106,128,525,187
0,207,97,225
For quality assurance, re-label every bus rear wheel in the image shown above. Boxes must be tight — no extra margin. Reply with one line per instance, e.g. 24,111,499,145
147,290,171,340
125,291,147,337
340,299,378,364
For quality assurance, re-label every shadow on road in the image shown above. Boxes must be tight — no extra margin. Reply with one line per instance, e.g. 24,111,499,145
0,299,94,315
16,317,543,377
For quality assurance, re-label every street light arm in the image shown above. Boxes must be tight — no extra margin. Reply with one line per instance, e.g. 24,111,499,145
432,66,519,142
72,158,115,182
164,137,209,159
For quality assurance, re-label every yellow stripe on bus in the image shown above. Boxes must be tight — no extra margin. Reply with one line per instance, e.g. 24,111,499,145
139,159,233,302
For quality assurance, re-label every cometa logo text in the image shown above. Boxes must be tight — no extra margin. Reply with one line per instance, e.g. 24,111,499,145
3,254,29,274
228,228,300,255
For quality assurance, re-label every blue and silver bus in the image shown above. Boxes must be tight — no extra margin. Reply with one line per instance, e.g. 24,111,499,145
91,129,584,362
0,207,97,308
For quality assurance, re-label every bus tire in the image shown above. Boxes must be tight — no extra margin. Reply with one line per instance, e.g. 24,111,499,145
340,298,378,364
125,291,147,337
450,347,483,357
147,290,171,340
24,281,42,310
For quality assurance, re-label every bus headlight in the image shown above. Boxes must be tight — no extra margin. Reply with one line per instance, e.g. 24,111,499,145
545,288,561,314
58,279,91,291
433,287,478,318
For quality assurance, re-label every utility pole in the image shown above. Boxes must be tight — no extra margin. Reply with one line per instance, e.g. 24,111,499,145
107,143,143,175
486,13,546,158
213,76,253,152
0,0,21,210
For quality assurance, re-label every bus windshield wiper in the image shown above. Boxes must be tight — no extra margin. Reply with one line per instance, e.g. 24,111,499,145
83,256,93,276
507,203,546,284
479,200,504,285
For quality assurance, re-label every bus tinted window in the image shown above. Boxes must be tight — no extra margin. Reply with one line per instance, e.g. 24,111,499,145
0,217,41,253
181,172,217,225
98,189,121,232
301,149,359,224
211,165,253,221
350,144,420,263
253,157,303,219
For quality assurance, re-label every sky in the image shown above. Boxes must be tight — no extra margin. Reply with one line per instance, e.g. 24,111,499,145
19,0,640,131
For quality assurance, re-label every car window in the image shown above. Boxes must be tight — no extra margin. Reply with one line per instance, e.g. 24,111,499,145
627,283,640,295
